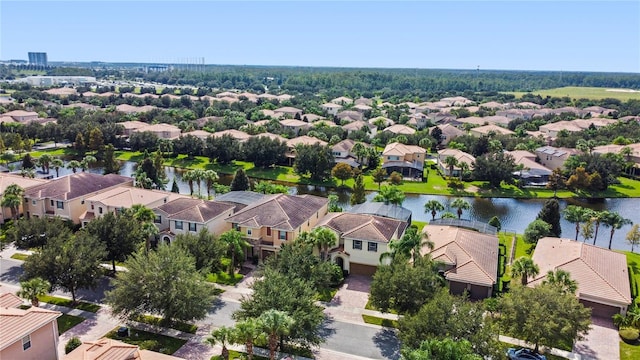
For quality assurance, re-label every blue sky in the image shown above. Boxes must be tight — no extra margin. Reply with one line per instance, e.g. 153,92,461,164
1,1,639,72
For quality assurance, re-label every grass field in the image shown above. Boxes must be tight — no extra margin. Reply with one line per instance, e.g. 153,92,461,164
106,327,186,355
508,86,640,101
10,253,30,261
131,314,197,334
361,314,399,328
38,295,101,313
622,251,640,305
57,314,85,334
620,341,640,360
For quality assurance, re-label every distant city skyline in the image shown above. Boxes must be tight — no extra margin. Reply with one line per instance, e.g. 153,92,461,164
1,1,639,73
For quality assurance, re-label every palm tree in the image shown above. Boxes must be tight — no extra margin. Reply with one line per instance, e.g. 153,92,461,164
51,158,64,178
620,146,634,175
511,257,540,286
603,211,633,249
203,169,219,199
206,326,235,360
81,155,97,172
258,309,294,360
351,142,366,164
562,205,590,241
220,229,250,276
2,183,24,221
542,269,577,294
451,198,470,220
125,204,157,251
17,277,51,307
310,227,338,261
389,227,434,265
424,200,445,221
590,210,608,246
626,224,640,253
443,155,458,179
373,185,405,206
458,161,469,180
37,153,52,174
66,160,81,173
182,170,196,196
233,319,264,360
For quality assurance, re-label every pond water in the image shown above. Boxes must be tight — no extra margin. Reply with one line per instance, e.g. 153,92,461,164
26,160,640,252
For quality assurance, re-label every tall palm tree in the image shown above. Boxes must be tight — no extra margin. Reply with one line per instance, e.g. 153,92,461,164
51,158,64,178
81,155,97,172
310,227,338,261
192,169,205,197
203,169,219,199
17,277,51,307
424,200,445,221
258,309,294,360
182,170,196,196
66,160,81,173
603,211,633,249
451,198,471,220
233,319,264,360
511,257,540,286
373,185,405,206
443,155,458,179
37,153,52,174
542,269,577,294
2,183,24,221
125,204,157,250
381,227,434,265
206,326,235,360
458,161,469,180
562,205,590,241
590,209,608,246
220,229,250,276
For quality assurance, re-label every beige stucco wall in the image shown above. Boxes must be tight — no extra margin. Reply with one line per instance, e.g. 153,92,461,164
343,238,388,267
1,320,59,360
536,152,568,171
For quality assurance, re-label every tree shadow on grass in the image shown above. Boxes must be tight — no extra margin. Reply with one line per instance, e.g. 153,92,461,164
373,328,401,360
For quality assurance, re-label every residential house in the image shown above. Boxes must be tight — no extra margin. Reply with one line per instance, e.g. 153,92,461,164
353,103,373,113
479,101,507,110
506,150,552,185
332,139,370,168
132,123,181,140
0,293,62,360
348,201,412,223
407,113,430,130
535,146,578,171
369,116,395,128
422,225,499,299
354,97,373,106
437,149,476,177
118,121,150,136
64,338,181,360
44,88,77,96
182,129,213,141
331,96,353,105
383,124,416,136
342,120,377,138
440,96,474,107
212,129,252,143
428,124,464,145
0,174,48,223
279,119,311,136
381,142,426,179
317,212,409,275
321,102,343,116
336,110,363,122
274,107,303,118
530,237,632,317
115,104,157,114
79,186,186,226
593,143,640,175
3,110,39,123
285,136,329,164
253,132,288,143
225,194,329,260
153,198,236,244
301,113,323,122
23,173,134,224
469,124,515,137
213,191,266,211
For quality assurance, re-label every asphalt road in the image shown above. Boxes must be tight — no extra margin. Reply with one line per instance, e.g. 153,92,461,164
0,258,400,359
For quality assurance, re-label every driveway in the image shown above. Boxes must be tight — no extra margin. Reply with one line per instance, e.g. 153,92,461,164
323,275,372,324
573,316,620,360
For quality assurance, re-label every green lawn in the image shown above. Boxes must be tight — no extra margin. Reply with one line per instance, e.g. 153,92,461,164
131,314,197,334
412,220,427,233
507,86,640,101
513,234,533,260
622,251,640,304
620,341,640,360
10,253,30,261
362,314,399,328
57,314,85,334
211,350,269,360
205,272,244,286
38,295,101,313
105,327,186,355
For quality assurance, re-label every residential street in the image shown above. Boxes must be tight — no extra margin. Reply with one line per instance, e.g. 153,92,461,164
0,255,400,360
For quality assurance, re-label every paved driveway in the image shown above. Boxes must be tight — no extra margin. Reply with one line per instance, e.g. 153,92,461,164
573,316,620,360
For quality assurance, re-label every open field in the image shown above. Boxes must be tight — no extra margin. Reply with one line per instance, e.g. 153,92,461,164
508,86,640,101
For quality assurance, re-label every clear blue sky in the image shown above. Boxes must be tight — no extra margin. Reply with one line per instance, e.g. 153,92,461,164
1,1,639,72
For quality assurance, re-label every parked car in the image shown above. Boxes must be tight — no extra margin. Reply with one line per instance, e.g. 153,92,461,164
506,348,547,360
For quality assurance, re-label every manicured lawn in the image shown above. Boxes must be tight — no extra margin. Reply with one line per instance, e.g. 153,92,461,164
57,314,85,334
507,86,640,101
131,314,197,334
362,314,399,328
211,350,269,360
316,288,338,302
412,220,427,233
38,295,101,313
10,253,30,261
622,251,640,304
105,327,186,355
206,272,244,286
513,234,533,260
620,340,640,360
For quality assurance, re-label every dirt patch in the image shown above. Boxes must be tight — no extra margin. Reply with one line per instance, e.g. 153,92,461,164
466,185,480,193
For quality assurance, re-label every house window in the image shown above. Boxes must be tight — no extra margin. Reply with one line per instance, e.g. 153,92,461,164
91,204,94,210
266,227,271,236
368,242,378,252
56,201,64,209
22,335,31,351
279,231,287,240
32,200,36,205
50,200,54,206
189,223,197,232
232,223,239,231
98,207,103,214
353,240,362,250
154,215,161,224
175,221,183,230
247,229,252,236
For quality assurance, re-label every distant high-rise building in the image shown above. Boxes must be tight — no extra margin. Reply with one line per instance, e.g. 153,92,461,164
28,52,47,66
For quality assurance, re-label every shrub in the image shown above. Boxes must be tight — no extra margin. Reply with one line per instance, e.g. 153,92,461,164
65,337,82,354
447,180,464,189
620,327,639,344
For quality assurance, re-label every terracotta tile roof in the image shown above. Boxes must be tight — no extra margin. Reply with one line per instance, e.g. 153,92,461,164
0,173,48,193
212,129,251,141
438,149,476,168
253,132,287,143
331,96,353,104
154,198,204,216
136,123,180,133
171,200,235,223
321,102,343,109
0,293,23,308
0,306,61,351
383,124,416,135
342,120,374,131
529,237,632,306
115,104,157,114
24,173,133,201
383,142,426,156
3,110,38,117
274,107,302,114
279,119,309,127
368,117,394,127
470,124,515,136
226,194,328,231
182,130,213,140
286,136,328,148
313,120,339,128
119,120,149,130
301,114,323,122
317,212,408,243
85,186,186,209
423,225,499,287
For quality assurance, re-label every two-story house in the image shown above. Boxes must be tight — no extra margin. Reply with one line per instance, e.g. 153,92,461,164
437,148,476,177
381,142,426,179
331,139,371,168
0,174,49,223
0,293,62,360
321,102,343,116
131,123,181,140
535,146,579,171
23,173,134,224
316,213,408,275
224,194,329,260
153,197,236,244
